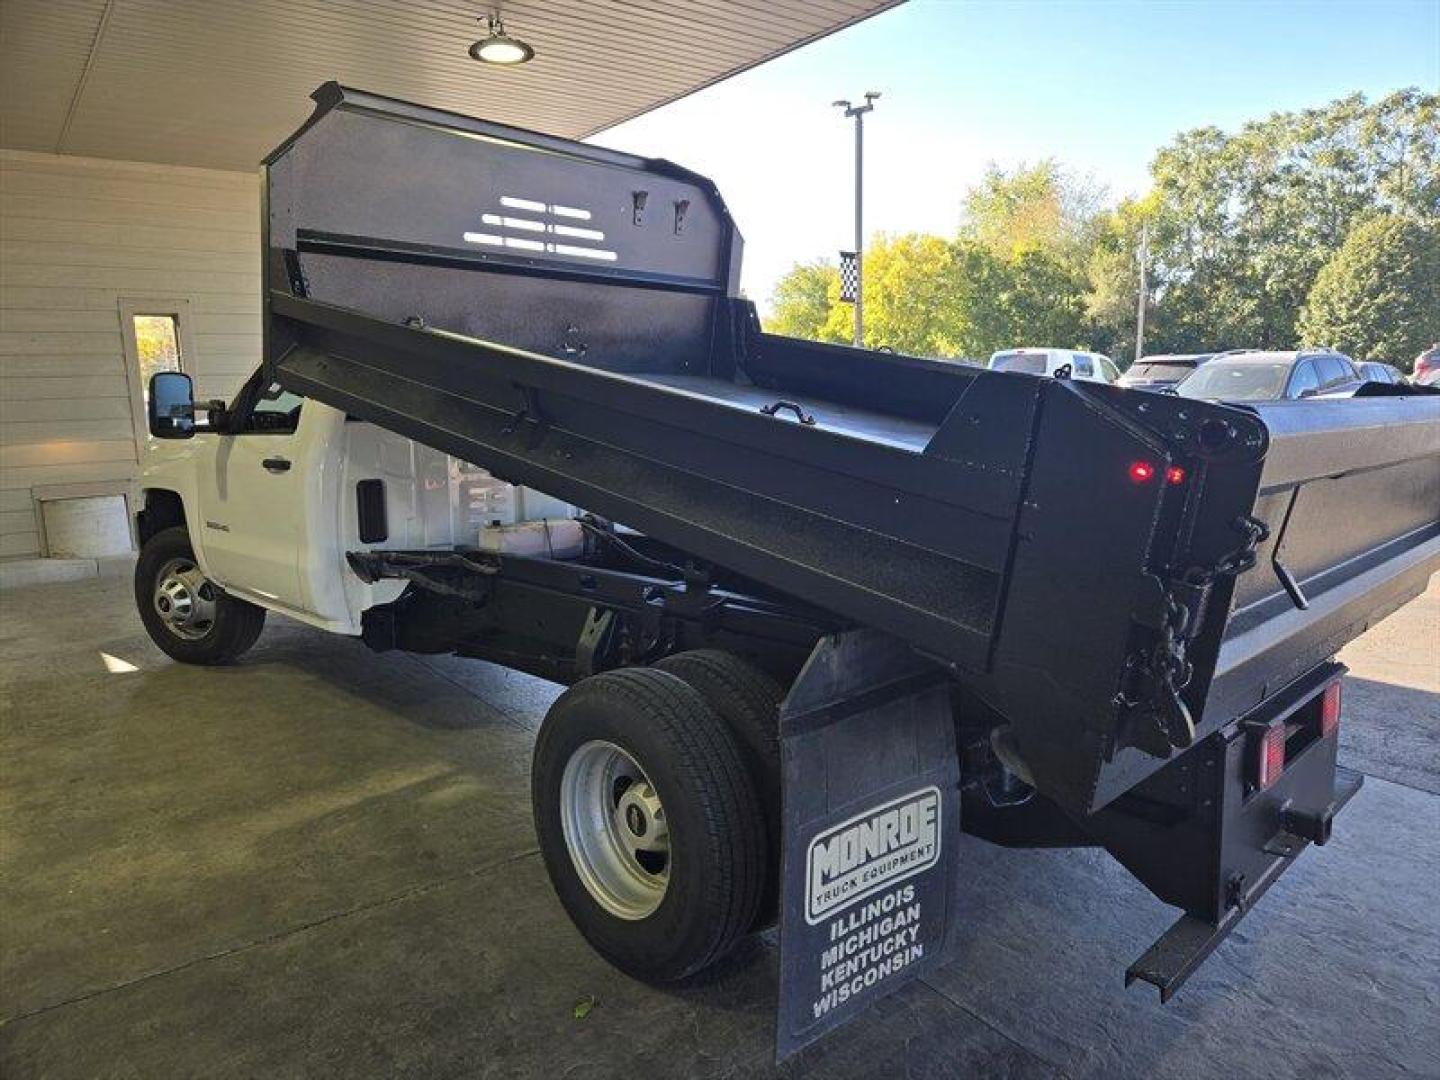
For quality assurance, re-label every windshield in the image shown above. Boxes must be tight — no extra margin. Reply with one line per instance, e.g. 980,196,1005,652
1122,362,1195,382
1177,361,1291,401
990,351,1048,374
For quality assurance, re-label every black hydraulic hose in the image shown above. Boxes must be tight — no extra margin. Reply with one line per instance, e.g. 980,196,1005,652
576,517,686,579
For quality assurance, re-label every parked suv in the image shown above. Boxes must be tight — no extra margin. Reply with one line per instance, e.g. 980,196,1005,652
1356,361,1407,386
1119,352,1223,390
1176,349,1362,402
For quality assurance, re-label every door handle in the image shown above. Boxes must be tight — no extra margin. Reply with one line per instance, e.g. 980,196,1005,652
262,456,291,473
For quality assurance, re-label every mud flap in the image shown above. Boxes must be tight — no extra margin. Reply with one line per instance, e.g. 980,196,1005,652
775,630,961,1060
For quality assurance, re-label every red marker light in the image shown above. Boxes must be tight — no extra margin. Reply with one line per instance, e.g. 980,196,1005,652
1256,723,1287,790
1128,461,1156,483
1165,465,1187,486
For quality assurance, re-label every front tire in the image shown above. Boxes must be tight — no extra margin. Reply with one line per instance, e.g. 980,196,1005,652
532,668,765,982
135,526,265,665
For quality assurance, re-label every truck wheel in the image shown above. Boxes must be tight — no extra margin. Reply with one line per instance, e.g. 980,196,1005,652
135,526,266,665
532,668,765,982
655,649,783,925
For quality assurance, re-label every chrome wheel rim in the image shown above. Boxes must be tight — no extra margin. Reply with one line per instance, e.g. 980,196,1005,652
559,740,670,920
153,557,217,641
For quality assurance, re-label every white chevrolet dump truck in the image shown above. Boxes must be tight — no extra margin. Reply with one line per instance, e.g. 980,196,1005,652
132,84,1440,1059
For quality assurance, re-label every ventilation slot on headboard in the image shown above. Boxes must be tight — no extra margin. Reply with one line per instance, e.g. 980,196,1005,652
463,195,617,261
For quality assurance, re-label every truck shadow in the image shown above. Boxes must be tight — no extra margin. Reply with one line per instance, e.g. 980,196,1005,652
235,617,557,735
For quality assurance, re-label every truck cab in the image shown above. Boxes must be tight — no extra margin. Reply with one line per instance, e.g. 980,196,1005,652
141,369,397,637
137,366,568,642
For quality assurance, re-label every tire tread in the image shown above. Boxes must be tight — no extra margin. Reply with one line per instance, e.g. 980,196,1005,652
655,650,783,924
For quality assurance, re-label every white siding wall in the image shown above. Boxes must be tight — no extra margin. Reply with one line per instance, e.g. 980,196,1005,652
0,150,260,558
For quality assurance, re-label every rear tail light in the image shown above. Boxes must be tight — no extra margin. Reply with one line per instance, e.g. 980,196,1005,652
1256,723,1287,791
1252,681,1339,792
1320,681,1342,738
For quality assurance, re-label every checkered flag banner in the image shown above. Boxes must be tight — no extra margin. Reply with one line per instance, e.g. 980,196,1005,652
838,250,859,303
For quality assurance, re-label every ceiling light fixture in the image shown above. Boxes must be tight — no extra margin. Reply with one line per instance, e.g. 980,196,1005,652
469,13,534,65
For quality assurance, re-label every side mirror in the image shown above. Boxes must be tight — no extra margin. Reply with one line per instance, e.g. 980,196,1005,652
1298,387,1319,399
148,371,196,439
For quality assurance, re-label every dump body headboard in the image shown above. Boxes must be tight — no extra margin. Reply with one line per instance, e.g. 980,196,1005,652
264,83,742,374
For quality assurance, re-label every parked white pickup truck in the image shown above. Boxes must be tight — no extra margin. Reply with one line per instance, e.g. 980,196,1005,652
135,367,572,663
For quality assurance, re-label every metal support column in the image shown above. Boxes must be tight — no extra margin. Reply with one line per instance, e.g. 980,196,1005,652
834,92,880,348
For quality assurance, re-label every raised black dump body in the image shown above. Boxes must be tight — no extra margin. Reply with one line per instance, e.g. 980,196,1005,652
255,85,1440,1044
263,85,1439,828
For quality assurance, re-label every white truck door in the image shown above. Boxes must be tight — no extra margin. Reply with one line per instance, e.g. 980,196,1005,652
197,375,307,609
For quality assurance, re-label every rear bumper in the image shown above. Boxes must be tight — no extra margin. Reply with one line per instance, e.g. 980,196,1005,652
1079,662,1361,1001
1126,762,1362,1001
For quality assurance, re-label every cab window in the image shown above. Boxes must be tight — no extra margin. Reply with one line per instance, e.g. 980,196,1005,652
1316,355,1351,387
1071,353,1094,377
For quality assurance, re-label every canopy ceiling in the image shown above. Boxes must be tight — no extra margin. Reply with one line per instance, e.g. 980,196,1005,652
1,0,900,171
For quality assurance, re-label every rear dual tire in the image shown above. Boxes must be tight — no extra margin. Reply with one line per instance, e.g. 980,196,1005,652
654,649,784,925
532,664,773,983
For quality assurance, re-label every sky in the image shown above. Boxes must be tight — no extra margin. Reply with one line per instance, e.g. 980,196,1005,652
590,0,1440,312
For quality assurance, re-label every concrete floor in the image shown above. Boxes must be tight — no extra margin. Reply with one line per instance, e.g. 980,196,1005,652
1,569,1437,1079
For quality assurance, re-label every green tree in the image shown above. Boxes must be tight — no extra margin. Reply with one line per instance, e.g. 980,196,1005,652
852,233,962,355
998,248,1088,350
765,87,1440,367
944,241,1012,357
1298,215,1440,370
961,160,1104,262
765,234,1094,362
1083,196,1157,363
764,259,842,341
1144,89,1439,352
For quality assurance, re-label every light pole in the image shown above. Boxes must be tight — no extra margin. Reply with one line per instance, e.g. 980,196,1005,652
1134,222,1149,366
834,92,880,348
